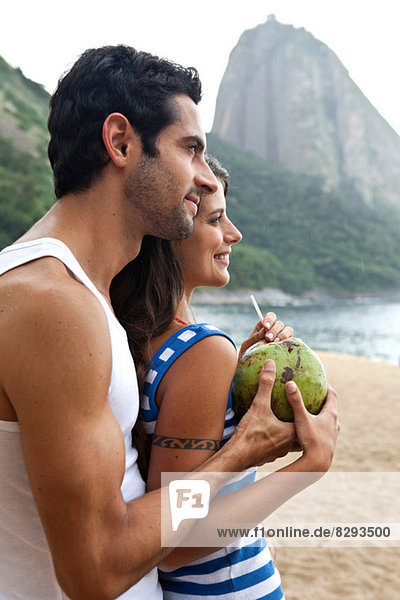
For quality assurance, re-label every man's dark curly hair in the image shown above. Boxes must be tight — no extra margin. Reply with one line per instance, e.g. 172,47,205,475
48,45,202,198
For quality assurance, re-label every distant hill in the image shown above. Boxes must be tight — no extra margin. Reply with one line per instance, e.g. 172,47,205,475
1,55,399,295
0,56,54,247
207,132,400,295
0,56,50,159
212,15,400,209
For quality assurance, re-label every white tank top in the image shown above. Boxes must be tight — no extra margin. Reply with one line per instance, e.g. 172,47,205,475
0,237,162,600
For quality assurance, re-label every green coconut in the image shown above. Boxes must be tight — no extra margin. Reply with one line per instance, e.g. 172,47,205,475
232,338,328,422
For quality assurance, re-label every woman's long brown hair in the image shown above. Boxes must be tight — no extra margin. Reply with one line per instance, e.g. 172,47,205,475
110,236,183,479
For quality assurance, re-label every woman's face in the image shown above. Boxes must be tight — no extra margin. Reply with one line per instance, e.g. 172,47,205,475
172,179,242,291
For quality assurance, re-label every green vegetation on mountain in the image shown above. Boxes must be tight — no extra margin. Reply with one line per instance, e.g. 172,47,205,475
1,55,399,295
207,133,400,294
0,57,54,248
0,137,54,247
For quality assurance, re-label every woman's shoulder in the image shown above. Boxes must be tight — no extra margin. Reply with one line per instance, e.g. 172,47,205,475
165,328,238,377
144,323,237,417
150,322,235,364
155,328,238,408
170,322,235,348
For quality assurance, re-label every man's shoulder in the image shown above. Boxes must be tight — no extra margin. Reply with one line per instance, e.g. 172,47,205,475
0,256,112,397
0,256,107,341
0,256,99,310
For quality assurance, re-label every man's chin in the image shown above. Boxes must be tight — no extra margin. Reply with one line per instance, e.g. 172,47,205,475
154,211,194,241
175,218,194,241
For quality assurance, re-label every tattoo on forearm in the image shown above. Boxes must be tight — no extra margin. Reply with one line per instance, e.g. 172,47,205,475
152,434,221,451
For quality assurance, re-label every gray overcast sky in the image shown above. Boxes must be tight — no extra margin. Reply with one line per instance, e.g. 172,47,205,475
2,0,400,134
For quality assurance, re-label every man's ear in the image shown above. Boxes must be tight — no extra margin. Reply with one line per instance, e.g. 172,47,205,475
102,113,142,167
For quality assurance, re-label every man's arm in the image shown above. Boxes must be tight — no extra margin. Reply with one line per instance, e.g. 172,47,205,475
1,273,173,599
182,378,339,547
0,272,325,600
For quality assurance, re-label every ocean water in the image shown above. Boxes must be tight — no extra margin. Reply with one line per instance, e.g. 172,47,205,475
192,298,400,365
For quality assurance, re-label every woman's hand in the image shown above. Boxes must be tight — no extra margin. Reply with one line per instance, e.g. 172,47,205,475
267,540,276,562
239,312,294,358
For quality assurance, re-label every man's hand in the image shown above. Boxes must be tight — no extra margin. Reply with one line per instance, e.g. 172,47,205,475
285,381,340,472
230,360,298,466
226,360,339,471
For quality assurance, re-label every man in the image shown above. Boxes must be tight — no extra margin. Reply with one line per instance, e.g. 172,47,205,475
0,46,338,599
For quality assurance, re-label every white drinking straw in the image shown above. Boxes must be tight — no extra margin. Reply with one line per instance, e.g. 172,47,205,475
250,294,264,323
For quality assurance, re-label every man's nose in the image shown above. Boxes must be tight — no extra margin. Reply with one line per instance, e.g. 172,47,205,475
194,161,219,195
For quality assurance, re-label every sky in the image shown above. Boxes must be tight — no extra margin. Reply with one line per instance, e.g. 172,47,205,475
2,0,400,134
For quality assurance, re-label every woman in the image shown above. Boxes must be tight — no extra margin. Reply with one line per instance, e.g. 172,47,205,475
111,155,337,599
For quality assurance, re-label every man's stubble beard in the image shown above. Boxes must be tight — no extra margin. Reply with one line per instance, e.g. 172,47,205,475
124,154,194,241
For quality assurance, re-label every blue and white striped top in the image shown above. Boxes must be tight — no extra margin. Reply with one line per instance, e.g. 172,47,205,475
141,323,285,599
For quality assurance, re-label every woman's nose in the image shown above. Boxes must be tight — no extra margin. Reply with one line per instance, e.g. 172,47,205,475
226,222,242,244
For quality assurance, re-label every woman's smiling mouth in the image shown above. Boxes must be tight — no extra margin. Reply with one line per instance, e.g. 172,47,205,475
214,252,230,266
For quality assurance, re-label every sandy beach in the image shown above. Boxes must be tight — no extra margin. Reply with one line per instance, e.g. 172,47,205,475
262,351,400,599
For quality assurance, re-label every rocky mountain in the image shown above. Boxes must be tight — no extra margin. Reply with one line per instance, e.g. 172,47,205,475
212,15,400,208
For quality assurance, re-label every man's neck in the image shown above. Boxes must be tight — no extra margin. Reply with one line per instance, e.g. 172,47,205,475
16,187,144,297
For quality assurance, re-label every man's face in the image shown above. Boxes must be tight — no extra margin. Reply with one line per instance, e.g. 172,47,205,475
124,94,218,241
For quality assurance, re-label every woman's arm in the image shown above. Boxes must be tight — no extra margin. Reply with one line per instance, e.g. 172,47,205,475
147,334,238,491
146,331,338,571
146,334,246,568
146,333,301,570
